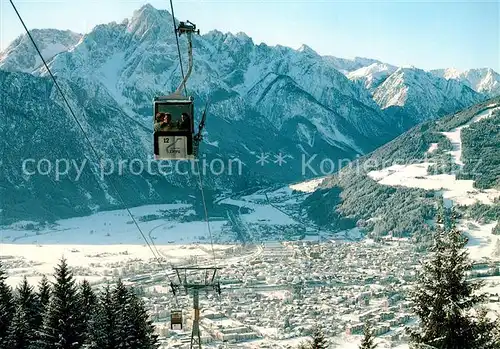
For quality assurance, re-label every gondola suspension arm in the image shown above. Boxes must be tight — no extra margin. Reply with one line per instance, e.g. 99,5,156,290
174,20,199,95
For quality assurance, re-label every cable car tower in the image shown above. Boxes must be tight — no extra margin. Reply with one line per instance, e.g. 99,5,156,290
153,20,207,160
170,267,222,349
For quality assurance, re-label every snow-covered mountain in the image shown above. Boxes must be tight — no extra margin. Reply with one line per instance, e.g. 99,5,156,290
372,67,486,124
347,62,398,92
0,29,82,73
0,3,498,224
22,5,395,148
430,68,500,97
323,56,384,74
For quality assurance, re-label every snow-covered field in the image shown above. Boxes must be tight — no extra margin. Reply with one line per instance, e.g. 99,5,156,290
219,197,298,225
0,204,226,245
0,243,233,289
368,105,500,205
289,177,326,193
462,221,500,260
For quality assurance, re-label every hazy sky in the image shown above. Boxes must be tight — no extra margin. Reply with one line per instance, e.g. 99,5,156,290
1,0,499,71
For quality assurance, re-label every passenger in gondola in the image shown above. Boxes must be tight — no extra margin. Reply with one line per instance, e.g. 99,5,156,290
160,113,175,131
178,113,190,130
154,112,164,132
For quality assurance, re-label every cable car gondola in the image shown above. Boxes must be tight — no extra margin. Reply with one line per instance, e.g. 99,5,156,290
170,309,183,330
154,20,204,161
154,94,195,159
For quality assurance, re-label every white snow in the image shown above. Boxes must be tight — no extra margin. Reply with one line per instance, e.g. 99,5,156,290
368,104,500,260
330,334,409,349
431,68,500,96
373,67,486,122
99,52,126,99
441,106,499,165
368,104,500,207
461,221,500,260
347,62,397,91
426,142,438,154
0,203,223,245
368,162,500,206
0,243,231,289
218,198,297,225
289,177,325,193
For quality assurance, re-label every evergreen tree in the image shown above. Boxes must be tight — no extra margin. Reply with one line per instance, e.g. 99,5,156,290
127,290,159,348
359,322,377,349
80,279,97,344
409,225,499,348
310,326,328,349
7,277,41,349
88,285,118,349
38,275,51,314
39,258,86,349
112,278,133,348
18,277,42,328
7,304,30,349
112,280,158,349
0,262,14,349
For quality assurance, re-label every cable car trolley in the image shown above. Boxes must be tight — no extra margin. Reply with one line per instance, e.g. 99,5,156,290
154,20,206,160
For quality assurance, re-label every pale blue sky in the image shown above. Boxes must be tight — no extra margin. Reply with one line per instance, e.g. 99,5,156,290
1,0,499,71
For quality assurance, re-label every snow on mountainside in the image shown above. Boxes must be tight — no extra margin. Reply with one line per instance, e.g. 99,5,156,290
323,56,384,74
373,67,486,123
347,62,398,92
301,96,500,241
23,4,395,152
0,29,82,73
430,68,500,97
1,3,498,225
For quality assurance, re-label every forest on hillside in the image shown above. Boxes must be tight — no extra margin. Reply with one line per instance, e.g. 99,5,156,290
303,97,500,239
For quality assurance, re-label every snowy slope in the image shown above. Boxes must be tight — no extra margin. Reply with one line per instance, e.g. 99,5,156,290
0,3,497,225
373,67,486,123
347,62,397,92
301,96,500,240
366,103,500,205
323,56,384,74
0,29,82,73
365,102,500,256
431,68,500,97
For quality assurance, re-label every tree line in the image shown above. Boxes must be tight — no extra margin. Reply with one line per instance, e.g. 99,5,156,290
0,258,158,349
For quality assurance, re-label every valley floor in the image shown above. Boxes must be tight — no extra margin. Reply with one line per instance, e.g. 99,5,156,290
1,106,499,348
1,223,499,349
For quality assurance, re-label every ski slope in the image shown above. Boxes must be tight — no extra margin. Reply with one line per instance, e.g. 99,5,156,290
368,105,500,260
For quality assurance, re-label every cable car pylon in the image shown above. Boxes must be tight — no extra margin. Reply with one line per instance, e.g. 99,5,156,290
170,267,222,349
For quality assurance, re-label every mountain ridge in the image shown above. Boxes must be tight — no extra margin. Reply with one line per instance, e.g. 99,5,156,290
1,3,499,226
